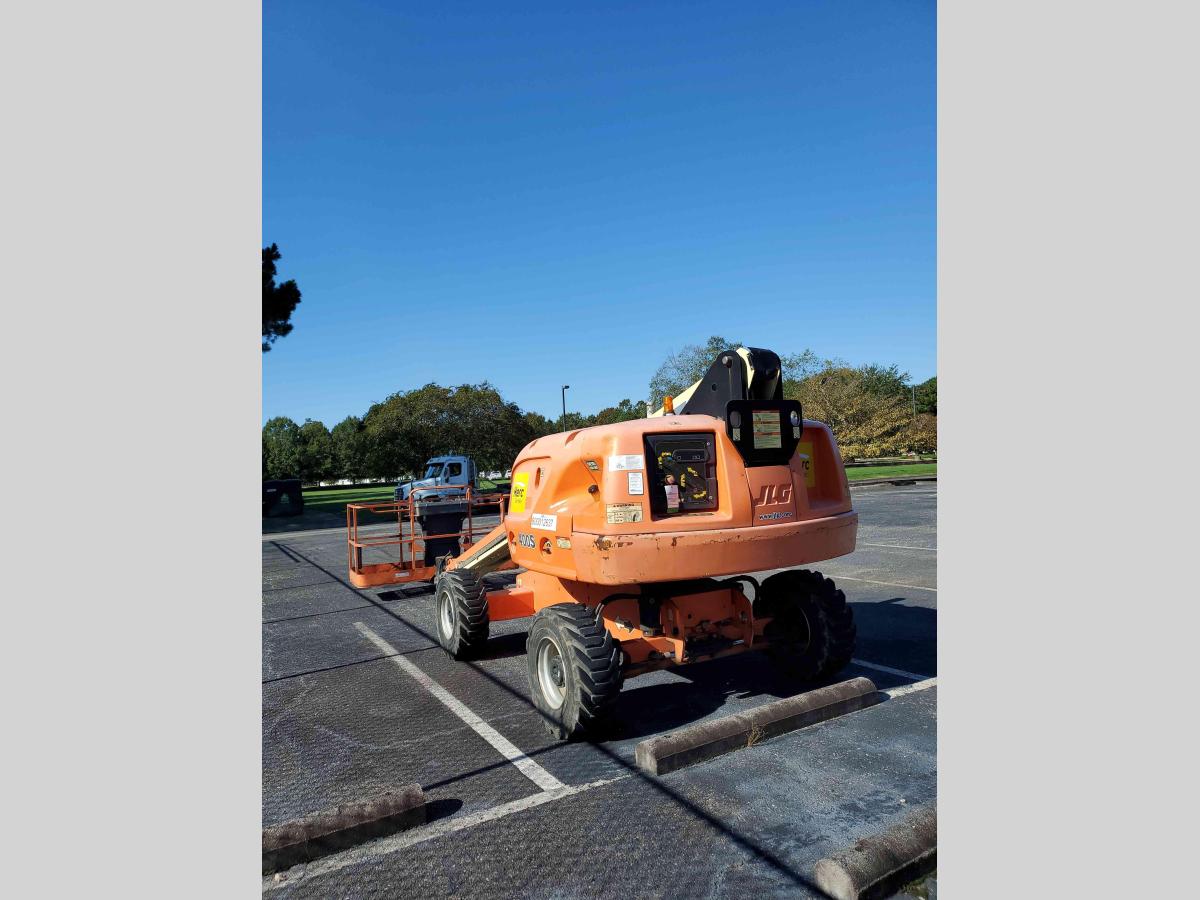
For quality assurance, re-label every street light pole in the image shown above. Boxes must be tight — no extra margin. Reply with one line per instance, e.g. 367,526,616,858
561,384,570,427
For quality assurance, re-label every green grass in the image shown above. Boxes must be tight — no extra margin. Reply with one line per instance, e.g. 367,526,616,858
845,462,936,481
299,481,512,513
301,485,395,512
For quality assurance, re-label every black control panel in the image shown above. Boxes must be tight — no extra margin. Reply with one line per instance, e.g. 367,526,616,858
723,399,804,467
643,433,719,517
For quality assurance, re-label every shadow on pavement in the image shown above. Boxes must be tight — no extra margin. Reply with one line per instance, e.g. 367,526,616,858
850,599,937,678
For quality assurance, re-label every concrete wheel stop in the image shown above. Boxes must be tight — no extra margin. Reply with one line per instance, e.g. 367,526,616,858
262,784,427,874
813,805,937,900
634,676,881,775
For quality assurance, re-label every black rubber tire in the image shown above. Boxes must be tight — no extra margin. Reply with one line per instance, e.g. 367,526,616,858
526,604,622,741
754,569,856,683
434,570,489,660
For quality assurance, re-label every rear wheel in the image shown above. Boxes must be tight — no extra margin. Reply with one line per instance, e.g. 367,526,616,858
434,570,489,660
754,569,855,682
526,604,622,741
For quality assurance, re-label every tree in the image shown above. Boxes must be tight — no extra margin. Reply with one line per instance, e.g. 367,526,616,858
915,376,937,415
649,337,824,404
785,366,911,460
558,412,593,432
331,416,368,482
298,419,335,483
780,349,823,382
649,335,742,405
909,412,937,454
362,383,538,479
523,411,557,439
262,416,302,479
857,363,911,398
263,243,302,352
593,398,646,425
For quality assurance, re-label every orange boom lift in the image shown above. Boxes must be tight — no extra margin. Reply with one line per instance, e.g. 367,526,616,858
352,347,858,739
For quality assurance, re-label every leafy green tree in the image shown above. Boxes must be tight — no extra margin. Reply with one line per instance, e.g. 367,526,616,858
262,417,302,479
857,363,911,398
780,349,823,382
363,385,453,479
915,376,937,415
263,243,302,352
298,419,335,483
447,383,537,472
558,412,594,431
593,398,646,425
523,411,557,439
331,416,368,482
649,335,742,405
363,383,537,479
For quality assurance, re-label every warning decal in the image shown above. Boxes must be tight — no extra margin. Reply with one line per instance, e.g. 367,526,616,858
606,503,643,524
510,472,529,513
627,471,644,495
752,411,782,449
608,454,644,471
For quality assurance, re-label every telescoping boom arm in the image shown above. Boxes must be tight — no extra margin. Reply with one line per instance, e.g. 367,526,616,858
648,347,784,420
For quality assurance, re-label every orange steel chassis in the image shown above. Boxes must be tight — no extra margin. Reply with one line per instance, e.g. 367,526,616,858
347,486,509,588
478,571,766,677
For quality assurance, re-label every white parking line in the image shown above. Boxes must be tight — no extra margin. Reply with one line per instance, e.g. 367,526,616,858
883,678,937,699
354,622,565,793
858,542,937,552
833,575,937,593
265,774,629,887
851,658,931,681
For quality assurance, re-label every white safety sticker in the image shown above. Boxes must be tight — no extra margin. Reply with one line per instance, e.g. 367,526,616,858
530,513,558,531
608,454,644,471
606,503,643,524
627,471,644,495
664,483,680,512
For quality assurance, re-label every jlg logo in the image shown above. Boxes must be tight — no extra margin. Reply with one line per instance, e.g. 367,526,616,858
754,483,793,506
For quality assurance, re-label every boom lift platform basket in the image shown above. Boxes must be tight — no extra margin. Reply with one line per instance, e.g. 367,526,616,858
346,485,510,588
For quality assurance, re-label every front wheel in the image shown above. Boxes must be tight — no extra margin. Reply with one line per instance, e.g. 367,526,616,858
754,569,856,683
526,604,622,741
434,570,489,660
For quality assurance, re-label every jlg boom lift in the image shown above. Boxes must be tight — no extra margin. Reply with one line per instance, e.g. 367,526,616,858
348,347,858,739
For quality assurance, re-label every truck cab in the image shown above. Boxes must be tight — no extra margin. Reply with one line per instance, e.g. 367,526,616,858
394,455,477,502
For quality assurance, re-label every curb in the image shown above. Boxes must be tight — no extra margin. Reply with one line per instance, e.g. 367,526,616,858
634,677,880,776
849,476,937,488
813,805,937,900
262,784,427,874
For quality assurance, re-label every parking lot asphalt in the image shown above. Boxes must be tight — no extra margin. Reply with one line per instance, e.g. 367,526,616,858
262,483,937,898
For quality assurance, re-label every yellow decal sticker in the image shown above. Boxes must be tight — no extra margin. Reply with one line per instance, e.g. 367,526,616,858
797,441,816,488
510,472,530,513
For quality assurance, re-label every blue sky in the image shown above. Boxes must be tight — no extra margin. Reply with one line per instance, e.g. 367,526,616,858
264,0,935,426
